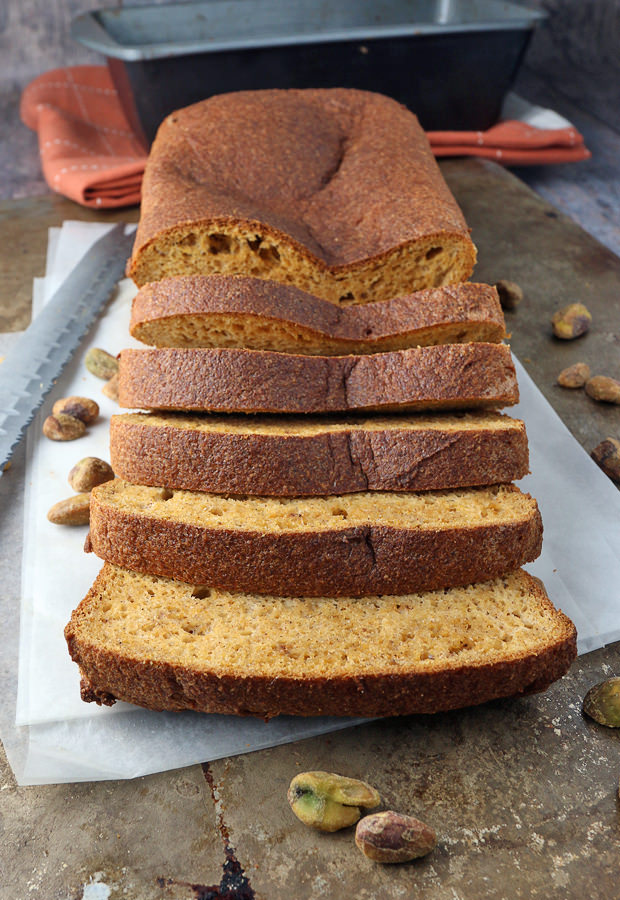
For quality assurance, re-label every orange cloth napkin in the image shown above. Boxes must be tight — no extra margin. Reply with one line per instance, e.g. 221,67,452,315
21,66,146,208
428,120,591,165
21,65,591,209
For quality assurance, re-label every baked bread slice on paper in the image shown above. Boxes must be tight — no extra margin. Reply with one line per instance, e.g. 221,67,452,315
87,480,542,597
110,411,529,496
66,565,577,719
117,343,518,414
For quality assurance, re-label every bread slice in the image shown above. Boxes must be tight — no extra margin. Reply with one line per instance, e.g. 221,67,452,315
118,343,518,414
65,565,577,718
110,411,529,496
127,89,476,301
88,481,542,597
130,276,505,354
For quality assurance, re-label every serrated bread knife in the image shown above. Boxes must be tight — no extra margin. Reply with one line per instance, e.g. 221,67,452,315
0,223,135,473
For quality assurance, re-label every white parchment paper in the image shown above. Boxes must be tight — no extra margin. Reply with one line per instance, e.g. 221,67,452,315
5,221,620,784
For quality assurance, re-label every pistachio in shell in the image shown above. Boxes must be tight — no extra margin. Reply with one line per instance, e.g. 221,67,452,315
583,677,620,727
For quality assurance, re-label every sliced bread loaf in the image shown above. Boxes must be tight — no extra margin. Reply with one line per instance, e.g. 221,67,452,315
110,411,529,496
130,277,505,353
118,343,518,414
65,565,577,718
127,89,476,301
88,481,542,596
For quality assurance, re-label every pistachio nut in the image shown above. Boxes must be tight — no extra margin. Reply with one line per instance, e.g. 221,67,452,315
85,347,119,380
494,279,523,311
551,303,592,340
42,413,86,442
52,395,99,425
585,376,620,404
47,493,91,526
557,362,590,389
591,438,620,483
68,457,114,493
583,677,620,727
287,771,380,832
102,372,120,402
355,810,437,863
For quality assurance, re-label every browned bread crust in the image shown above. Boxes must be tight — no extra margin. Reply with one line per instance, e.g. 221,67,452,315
110,411,529,496
65,565,577,719
88,481,542,597
127,89,476,301
118,343,518,414
130,276,505,353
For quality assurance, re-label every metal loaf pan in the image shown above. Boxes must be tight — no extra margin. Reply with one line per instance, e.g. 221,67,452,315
71,0,545,147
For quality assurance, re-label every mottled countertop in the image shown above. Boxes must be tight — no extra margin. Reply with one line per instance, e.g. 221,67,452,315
1,158,619,900
1,6,620,892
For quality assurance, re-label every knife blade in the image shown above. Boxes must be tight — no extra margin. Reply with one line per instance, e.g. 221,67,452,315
0,223,135,473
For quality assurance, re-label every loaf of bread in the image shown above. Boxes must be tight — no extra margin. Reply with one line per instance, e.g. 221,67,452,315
110,411,529,496
88,481,542,597
118,343,518,414
127,89,477,302
130,276,505,354
65,565,577,718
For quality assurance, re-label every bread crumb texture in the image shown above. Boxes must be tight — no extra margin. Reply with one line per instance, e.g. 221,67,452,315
92,480,536,532
65,565,577,717
130,277,504,353
112,409,522,437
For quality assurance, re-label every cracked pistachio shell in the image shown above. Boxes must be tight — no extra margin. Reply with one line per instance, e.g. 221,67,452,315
288,771,380,832
583,678,620,727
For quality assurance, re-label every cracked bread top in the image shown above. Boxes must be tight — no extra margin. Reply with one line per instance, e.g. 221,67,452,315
109,411,529,495
127,89,476,302
87,481,542,596
117,343,519,414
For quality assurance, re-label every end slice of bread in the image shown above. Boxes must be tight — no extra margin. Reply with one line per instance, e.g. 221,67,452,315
130,277,505,354
65,564,577,718
88,481,542,597
127,89,476,301
110,411,529,496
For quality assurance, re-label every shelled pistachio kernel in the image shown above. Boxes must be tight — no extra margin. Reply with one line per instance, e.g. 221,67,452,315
585,376,620,404
590,438,620,483
102,372,119,402
68,457,114,493
355,811,437,863
557,362,590,389
42,413,86,441
85,347,118,380
47,493,91,526
495,279,523,310
287,771,380,832
52,395,99,425
583,677,620,727
551,303,592,340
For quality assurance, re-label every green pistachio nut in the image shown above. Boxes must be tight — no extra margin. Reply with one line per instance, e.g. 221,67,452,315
583,677,620,727
287,771,380,832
